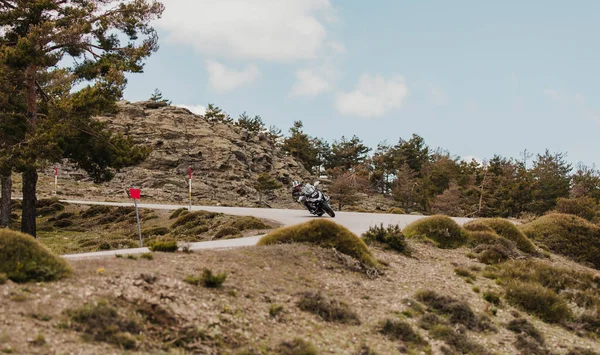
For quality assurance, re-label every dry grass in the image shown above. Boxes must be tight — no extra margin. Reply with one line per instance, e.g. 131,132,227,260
0,229,71,283
297,291,360,325
258,219,378,268
402,215,469,249
520,213,600,269
464,218,537,254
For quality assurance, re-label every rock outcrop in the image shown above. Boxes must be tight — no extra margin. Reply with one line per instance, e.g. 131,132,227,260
50,101,312,207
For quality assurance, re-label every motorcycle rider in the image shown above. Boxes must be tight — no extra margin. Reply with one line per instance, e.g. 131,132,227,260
292,180,321,213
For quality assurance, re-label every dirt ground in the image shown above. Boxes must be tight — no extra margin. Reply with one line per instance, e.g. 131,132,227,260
1,239,598,354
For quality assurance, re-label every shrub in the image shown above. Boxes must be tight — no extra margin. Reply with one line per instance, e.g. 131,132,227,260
387,207,406,214
214,225,240,238
465,219,537,254
483,291,501,306
171,210,219,228
67,300,140,349
402,215,469,249
0,229,71,283
269,304,284,318
201,268,227,288
504,281,572,323
454,267,475,279
0,273,7,285
513,334,549,355
276,338,318,355
520,213,600,268
258,219,378,268
362,224,410,255
230,216,269,230
82,205,111,218
378,319,429,350
507,318,544,345
297,291,360,325
140,253,154,260
415,290,494,331
429,324,490,355
54,219,74,228
469,232,520,265
140,227,169,237
555,197,598,221
149,239,178,253
169,208,188,220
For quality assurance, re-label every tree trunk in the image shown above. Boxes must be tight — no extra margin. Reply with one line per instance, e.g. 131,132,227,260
25,65,38,127
21,170,37,237
0,174,11,228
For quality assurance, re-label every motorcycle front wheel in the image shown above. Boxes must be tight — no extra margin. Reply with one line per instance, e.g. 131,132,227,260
322,201,335,218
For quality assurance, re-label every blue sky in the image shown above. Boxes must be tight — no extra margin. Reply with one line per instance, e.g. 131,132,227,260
122,0,600,168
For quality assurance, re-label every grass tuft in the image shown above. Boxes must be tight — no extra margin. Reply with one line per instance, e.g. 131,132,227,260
504,281,572,323
276,338,318,355
297,291,360,325
402,215,469,249
148,239,178,253
362,224,411,255
258,219,378,268
0,229,71,283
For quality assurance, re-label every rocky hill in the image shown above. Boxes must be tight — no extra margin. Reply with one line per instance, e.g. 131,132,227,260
45,101,312,207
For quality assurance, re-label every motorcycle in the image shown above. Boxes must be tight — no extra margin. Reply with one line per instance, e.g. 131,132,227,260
292,181,336,218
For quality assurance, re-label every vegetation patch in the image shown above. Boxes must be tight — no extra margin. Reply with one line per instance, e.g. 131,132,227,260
467,231,520,265
185,269,227,288
67,300,140,349
0,229,71,283
258,219,378,268
429,324,491,355
504,281,572,323
297,291,360,325
387,207,406,214
555,197,598,221
149,239,178,252
520,213,600,268
169,208,189,220
464,218,537,254
276,338,318,355
362,224,411,255
402,215,469,249
378,319,430,352
507,318,544,345
415,290,494,331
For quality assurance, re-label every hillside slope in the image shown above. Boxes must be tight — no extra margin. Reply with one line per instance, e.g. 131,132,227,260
38,101,312,207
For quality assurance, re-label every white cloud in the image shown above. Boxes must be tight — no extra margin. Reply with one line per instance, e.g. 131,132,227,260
156,0,335,62
291,69,331,97
430,86,448,106
543,89,560,101
205,60,260,93
175,104,207,116
334,74,409,118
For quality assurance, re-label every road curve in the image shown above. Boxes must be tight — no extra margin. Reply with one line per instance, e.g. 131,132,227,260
60,199,474,260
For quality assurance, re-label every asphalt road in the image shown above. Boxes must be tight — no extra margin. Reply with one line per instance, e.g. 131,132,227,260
60,199,474,260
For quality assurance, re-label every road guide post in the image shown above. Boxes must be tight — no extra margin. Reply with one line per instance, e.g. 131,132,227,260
188,166,193,211
129,186,143,247
53,165,59,196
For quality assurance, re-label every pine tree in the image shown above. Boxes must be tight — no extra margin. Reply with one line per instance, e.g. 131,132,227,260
204,103,233,123
0,0,164,236
255,173,282,203
282,121,320,172
149,88,171,104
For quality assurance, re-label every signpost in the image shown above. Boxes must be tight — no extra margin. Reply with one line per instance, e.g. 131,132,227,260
129,187,143,247
53,166,59,196
188,166,193,211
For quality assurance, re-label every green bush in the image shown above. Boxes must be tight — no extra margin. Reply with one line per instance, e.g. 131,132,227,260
276,338,318,355
464,219,537,254
54,219,74,228
171,210,219,228
297,291,360,325
482,291,501,306
199,268,227,288
520,213,600,268
504,281,572,323
362,224,410,255
555,197,598,221
402,215,469,249
468,231,519,264
0,272,7,285
387,207,406,214
258,219,378,268
0,229,71,283
148,239,178,253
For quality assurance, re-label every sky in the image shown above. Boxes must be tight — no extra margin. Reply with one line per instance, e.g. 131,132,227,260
122,0,600,168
